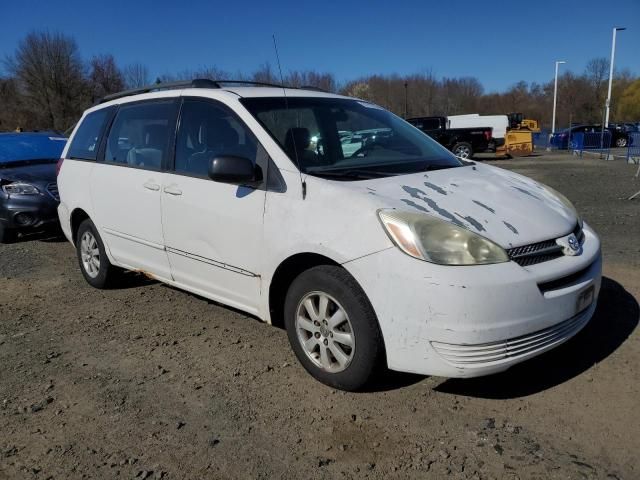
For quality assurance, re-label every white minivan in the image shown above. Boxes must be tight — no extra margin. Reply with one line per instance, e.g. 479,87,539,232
57,80,602,390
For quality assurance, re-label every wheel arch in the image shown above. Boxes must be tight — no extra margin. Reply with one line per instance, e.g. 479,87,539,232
268,252,342,329
70,208,91,246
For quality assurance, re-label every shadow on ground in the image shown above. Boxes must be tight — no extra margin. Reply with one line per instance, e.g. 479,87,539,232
103,272,638,395
16,228,66,243
435,276,638,399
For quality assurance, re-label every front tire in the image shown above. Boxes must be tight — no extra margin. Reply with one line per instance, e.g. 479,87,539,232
615,137,627,148
452,142,473,159
76,219,118,289
284,265,384,391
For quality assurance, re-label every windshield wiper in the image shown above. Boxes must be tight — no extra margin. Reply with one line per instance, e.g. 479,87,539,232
423,164,460,171
307,169,396,180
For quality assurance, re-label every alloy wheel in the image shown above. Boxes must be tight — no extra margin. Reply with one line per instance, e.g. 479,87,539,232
80,231,100,278
295,291,355,373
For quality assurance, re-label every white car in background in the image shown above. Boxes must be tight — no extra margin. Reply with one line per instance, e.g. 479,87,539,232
56,80,602,391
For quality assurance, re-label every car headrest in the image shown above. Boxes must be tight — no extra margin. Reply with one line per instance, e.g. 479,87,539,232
284,128,311,156
201,119,239,149
143,124,168,149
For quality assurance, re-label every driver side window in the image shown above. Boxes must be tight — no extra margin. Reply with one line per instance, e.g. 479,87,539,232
174,99,258,177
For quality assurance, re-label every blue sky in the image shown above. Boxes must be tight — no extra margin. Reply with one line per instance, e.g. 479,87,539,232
1,0,638,92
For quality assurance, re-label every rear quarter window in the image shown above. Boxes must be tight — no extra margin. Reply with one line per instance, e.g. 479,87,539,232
67,107,114,161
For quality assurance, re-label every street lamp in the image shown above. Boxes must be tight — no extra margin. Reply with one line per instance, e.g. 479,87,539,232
604,27,626,128
551,60,566,135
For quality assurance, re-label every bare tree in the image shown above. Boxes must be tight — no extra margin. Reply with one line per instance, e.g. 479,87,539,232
252,63,278,84
0,76,30,130
4,31,88,130
285,70,337,92
122,63,150,89
89,54,124,100
342,81,373,101
2,30,638,134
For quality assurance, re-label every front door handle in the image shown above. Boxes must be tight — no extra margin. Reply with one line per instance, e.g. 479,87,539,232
163,185,183,196
143,181,160,191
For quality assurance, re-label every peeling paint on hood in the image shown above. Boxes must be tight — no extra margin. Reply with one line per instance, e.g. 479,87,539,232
347,163,577,248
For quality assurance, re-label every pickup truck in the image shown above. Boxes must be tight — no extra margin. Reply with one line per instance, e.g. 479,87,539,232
406,116,492,159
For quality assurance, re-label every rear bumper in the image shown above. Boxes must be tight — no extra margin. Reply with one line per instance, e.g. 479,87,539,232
344,223,602,378
57,202,73,244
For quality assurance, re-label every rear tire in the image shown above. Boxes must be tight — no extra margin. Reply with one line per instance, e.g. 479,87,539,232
452,142,473,159
615,137,627,148
76,219,118,289
0,224,17,244
284,265,384,391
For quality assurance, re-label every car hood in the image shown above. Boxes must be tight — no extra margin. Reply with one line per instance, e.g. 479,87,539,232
350,163,577,248
0,162,57,185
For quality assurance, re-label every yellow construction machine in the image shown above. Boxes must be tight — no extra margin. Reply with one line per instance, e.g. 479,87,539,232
498,113,540,157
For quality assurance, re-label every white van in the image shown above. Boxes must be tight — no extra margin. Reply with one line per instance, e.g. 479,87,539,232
57,80,602,390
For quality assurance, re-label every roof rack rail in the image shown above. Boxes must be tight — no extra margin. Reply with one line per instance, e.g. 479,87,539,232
217,81,327,92
98,78,220,104
299,85,327,92
97,78,331,104
214,80,287,88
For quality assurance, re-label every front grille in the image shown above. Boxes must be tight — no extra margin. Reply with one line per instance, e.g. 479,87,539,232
46,183,59,201
431,309,592,367
507,223,584,267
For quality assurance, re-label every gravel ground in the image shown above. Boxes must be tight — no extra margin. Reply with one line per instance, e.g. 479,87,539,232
1,152,638,479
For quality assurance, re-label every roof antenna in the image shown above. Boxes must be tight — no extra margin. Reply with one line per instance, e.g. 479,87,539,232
273,34,306,200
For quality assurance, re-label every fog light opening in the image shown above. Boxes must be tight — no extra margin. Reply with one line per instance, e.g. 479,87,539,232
14,212,34,226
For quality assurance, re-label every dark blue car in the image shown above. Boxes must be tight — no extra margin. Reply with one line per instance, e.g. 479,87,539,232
0,132,67,243
550,124,631,149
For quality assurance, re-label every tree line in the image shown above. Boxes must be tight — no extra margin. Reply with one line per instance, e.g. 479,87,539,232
1,31,639,133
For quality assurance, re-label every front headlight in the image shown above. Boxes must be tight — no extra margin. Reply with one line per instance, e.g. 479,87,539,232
378,209,509,265
539,184,583,228
2,183,40,195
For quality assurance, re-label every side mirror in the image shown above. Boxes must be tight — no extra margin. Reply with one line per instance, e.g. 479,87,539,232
208,156,262,186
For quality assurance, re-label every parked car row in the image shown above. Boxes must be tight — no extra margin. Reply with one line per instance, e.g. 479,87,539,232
2,80,603,391
549,124,635,149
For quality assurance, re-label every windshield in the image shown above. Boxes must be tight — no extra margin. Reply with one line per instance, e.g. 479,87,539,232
0,134,67,164
241,97,462,179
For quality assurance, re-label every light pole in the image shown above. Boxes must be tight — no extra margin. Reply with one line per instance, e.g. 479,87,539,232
604,27,626,128
551,60,566,135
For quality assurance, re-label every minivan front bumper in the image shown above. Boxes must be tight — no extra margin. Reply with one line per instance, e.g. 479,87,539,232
343,223,602,378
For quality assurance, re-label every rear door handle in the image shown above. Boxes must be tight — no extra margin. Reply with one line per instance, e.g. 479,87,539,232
163,186,182,196
143,181,160,191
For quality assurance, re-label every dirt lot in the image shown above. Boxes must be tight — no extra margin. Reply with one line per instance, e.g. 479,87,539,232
1,152,639,480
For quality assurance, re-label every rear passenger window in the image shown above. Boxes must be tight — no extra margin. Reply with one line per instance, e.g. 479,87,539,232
67,107,113,160
175,99,258,177
104,101,175,170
